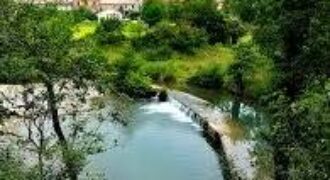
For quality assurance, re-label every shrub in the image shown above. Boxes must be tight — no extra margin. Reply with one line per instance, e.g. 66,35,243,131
131,32,158,50
121,21,147,39
188,66,224,89
141,0,166,26
168,24,208,54
226,42,274,98
132,22,207,54
143,62,177,84
132,22,173,49
72,7,97,22
224,17,245,44
96,18,123,45
99,32,124,44
111,53,155,98
99,18,122,32
166,3,185,20
184,0,245,45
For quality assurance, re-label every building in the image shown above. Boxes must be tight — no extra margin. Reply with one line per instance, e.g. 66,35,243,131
97,0,142,19
19,0,142,19
73,0,100,12
96,9,123,19
98,0,141,13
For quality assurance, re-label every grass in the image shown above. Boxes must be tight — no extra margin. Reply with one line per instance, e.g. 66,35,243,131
75,20,271,99
72,20,98,40
102,43,131,63
101,42,236,89
171,45,235,85
70,20,237,92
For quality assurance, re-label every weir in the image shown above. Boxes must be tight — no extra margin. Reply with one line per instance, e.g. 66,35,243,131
168,90,256,180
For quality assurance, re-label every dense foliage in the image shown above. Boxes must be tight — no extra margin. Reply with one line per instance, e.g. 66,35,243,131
1,0,329,179
188,66,224,89
72,7,97,23
141,0,245,45
95,18,124,44
227,42,274,98
111,53,155,98
0,1,108,179
141,0,166,26
228,0,330,179
132,22,207,55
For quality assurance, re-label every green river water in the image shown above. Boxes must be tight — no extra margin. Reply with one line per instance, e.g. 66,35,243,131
83,101,224,180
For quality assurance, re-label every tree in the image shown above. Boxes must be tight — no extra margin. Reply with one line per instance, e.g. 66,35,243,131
0,3,108,179
184,0,227,44
132,22,207,55
111,52,155,98
261,80,330,180
229,0,330,97
72,7,97,23
228,0,330,179
141,0,166,26
95,18,124,45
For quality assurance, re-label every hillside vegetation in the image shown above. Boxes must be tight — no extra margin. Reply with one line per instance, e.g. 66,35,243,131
0,0,328,179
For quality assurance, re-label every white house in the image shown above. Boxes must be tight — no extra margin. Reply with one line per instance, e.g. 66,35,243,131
97,0,142,20
97,9,123,20
99,0,141,12
19,0,142,19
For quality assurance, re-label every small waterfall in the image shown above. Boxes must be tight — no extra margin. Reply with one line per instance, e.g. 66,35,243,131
169,97,205,126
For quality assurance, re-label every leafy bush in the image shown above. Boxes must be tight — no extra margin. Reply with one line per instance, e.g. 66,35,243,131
182,0,245,45
143,62,177,84
111,53,155,98
141,0,166,26
96,18,123,45
226,42,274,98
131,22,173,49
72,7,97,22
168,24,208,54
0,149,26,180
99,18,122,32
123,71,154,97
166,3,185,20
121,21,147,39
132,22,207,55
98,32,124,45
139,0,245,45
224,17,245,44
188,66,224,89
184,0,226,44
72,21,98,40
0,54,44,83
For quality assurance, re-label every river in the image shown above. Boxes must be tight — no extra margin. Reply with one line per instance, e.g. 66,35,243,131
82,101,224,180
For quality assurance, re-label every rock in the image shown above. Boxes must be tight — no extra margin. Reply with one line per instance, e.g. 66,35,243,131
158,90,168,102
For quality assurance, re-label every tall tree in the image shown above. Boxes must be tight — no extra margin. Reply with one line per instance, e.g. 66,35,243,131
228,0,329,97
1,2,108,179
228,0,330,179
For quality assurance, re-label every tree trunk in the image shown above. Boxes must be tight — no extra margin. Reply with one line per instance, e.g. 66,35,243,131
45,82,78,180
38,127,44,180
231,98,240,120
274,148,289,180
232,69,243,119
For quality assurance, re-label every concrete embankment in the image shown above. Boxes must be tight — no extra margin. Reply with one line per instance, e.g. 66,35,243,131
168,90,256,180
